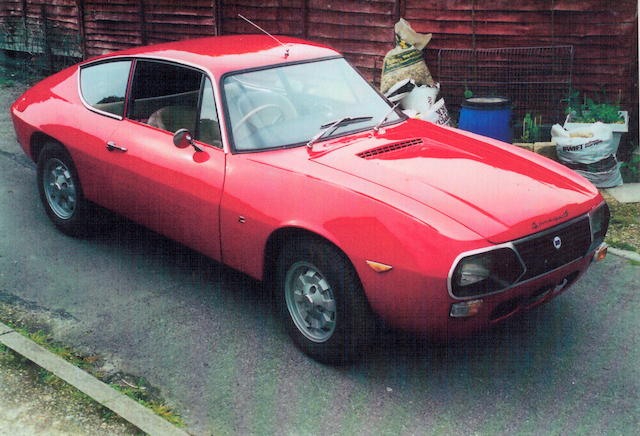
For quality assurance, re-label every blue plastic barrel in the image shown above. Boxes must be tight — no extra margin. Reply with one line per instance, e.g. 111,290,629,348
458,97,512,143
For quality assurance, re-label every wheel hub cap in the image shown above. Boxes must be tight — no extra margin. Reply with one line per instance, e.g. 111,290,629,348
285,262,337,343
43,158,76,219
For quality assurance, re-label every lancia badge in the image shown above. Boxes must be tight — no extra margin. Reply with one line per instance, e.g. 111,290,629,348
553,236,562,250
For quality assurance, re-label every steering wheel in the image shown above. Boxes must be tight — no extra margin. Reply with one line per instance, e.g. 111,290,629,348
310,102,334,118
234,104,286,131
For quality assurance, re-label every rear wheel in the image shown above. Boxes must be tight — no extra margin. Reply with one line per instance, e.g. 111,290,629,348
37,142,90,236
276,237,375,364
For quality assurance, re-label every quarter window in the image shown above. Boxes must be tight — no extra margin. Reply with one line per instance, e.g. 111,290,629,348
197,77,222,148
79,60,131,117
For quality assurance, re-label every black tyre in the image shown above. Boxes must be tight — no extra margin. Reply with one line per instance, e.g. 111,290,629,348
276,237,375,364
37,142,90,237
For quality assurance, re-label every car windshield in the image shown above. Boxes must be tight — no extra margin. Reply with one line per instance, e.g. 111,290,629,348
223,57,401,151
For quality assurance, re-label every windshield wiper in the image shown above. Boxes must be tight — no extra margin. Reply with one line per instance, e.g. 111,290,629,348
372,103,400,134
306,116,373,149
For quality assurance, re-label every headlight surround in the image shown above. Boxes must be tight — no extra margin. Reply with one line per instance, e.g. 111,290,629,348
589,203,610,250
450,247,525,298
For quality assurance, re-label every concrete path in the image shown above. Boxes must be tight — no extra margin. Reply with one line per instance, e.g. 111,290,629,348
606,182,640,203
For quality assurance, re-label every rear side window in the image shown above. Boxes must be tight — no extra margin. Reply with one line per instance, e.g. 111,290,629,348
79,61,131,117
128,60,202,134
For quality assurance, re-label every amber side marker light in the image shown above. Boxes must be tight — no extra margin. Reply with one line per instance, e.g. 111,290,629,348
366,260,393,273
450,299,483,318
594,243,608,262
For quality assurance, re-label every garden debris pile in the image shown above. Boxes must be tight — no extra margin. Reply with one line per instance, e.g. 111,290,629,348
380,19,451,126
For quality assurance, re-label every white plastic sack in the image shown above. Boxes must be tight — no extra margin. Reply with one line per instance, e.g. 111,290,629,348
400,83,440,113
553,123,622,187
552,122,615,164
384,78,415,103
574,163,623,188
419,98,451,126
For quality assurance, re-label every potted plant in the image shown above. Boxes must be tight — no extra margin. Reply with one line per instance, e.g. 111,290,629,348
564,91,629,149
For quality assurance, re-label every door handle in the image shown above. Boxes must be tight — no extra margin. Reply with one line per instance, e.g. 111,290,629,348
106,141,127,152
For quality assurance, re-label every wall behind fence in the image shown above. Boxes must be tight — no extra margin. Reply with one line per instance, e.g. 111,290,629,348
1,0,637,130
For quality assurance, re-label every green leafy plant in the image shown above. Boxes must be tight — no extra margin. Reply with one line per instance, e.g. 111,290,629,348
519,113,542,143
463,82,473,99
565,90,624,124
620,151,640,183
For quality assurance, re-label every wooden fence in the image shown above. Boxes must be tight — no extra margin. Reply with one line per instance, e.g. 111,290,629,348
1,0,637,130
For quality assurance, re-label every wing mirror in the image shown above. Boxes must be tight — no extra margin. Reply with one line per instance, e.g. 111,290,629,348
173,128,203,152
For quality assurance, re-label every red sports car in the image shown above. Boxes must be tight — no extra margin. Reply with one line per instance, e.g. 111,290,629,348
11,35,609,363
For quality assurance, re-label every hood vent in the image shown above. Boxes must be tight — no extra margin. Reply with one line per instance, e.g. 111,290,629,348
357,138,423,159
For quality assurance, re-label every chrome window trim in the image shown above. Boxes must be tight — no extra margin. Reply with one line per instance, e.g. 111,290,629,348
447,210,596,300
219,56,405,154
77,54,230,154
77,59,131,121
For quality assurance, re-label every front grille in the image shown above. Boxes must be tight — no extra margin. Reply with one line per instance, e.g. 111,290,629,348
514,217,591,281
357,138,422,158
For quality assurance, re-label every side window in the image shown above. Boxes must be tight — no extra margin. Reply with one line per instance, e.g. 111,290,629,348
79,60,131,117
128,60,202,135
197,77,222,148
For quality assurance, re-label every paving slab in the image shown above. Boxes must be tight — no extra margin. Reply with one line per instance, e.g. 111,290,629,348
608,247,640,262
605,183,640,203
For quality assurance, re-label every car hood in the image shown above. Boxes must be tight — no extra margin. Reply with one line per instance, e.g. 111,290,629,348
311,119,600,243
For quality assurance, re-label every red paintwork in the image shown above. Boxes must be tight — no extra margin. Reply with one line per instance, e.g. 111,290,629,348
10,36,605,338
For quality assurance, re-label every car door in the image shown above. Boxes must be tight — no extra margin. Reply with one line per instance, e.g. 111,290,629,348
103,60,225,261
74,59,134,208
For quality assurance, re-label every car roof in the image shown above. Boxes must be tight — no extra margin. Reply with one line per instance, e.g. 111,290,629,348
84,35,341,77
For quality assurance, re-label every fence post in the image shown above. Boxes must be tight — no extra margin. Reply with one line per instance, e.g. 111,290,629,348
20,0,28,51
214,0,223,36
138,0,147,45
75,0,87,59
41,4,54,73
301,0,308,39
395,0,406,21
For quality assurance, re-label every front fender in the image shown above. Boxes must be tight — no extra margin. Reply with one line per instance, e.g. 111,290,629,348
219,149,486,329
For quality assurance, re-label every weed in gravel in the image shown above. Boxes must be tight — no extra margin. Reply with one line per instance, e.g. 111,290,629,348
110,381,185,427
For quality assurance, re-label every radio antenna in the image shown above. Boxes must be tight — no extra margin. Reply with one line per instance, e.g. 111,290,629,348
238,14,289,58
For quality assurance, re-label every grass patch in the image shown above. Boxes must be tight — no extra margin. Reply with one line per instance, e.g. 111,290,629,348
109,379,185,427
609,240,637,251
0,319,90,370
601,191,639,253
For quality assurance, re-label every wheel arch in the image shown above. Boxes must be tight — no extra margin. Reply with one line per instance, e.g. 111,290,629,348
262,226,360,286
30,131,62,162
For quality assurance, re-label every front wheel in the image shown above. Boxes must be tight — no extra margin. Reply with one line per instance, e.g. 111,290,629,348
37,142,90,236
276,238,375,364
